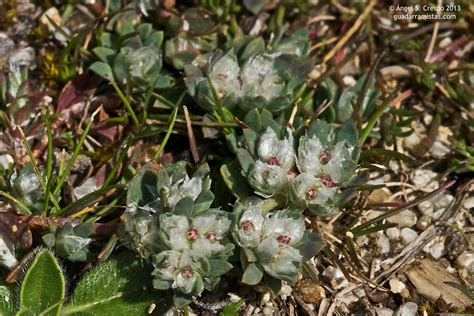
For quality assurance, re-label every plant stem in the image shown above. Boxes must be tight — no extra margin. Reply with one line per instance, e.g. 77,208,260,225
359,89,399,145
52,108,100,208
0,191,31,215
154,105,179,159
111,81,139,126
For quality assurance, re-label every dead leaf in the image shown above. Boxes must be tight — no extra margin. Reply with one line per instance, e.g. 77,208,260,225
405,258,472,309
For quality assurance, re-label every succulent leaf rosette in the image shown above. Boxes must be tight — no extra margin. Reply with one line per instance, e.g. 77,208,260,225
119,161,234,304
151,209,234,300
42,223,93,262
232,199,321,289
184,30,311,113
237,120,360,215
90,23,173,88
119,161,214,258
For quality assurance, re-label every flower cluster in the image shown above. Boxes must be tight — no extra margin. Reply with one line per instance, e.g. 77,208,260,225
119,162,233,304
238,120,359,215
185,42,310,113
119,161,213,258
152,209,233,299
232,200,306,285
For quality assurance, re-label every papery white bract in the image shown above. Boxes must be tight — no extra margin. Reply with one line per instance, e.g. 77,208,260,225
167,176,204,209
257,127,295,170
208,53,242,99
241,55,284,100
298,135,355,183
232,204,306,284
290,173,337,210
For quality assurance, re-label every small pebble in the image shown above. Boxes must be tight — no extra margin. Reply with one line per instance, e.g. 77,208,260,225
376,232,390,254
429,242,445,259
262,306,273,315
387,210,417,228
432,208,446,220
411,169,438,191
416,215,431,230
356,235,369,246
389,278,406,293
435,193,454,208
322,266,348,290
261,292,270,305
463,197,474,210
375,307,394,316
296,279,325,303
386,227,400,240
417,201,434,216
400,228,418,245
429,140,451,158
394,302,418,316
456,251,474,271
279,284,292,297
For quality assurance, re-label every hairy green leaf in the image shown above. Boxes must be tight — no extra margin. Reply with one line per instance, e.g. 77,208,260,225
63,251,172,315
19,249,65,316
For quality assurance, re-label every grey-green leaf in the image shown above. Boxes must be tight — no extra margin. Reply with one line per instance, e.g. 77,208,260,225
89,62,114,82
63,251,172,315
19,249,65,316
241,263,263,285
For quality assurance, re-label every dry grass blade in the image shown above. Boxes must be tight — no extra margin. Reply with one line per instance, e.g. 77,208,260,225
322,0,377,64
183,105,200,163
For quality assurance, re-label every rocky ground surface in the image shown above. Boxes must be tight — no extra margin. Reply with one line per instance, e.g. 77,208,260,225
0,1,473,315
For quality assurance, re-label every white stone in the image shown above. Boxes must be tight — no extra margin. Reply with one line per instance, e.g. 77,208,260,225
228,293,241,303
263,306,274,315
462,197,474,210
343,76,357,87
429,242,445,259
456,251,474,271
377,233,390,254
411,169,438,191
416,215,431,230
417,201,434,216
400,228,418,245
429,141,450,158
356,235,369,246
322,266,349,289
389,278,406,293
387,210,417,228
432,208,446,220
434,194,454,208
0,236,17,270
439,37,452,48
280,284,292,297
261,292,270,304
394,302,418,316
375,307,394,316
403,132,421,150
386,227,400,240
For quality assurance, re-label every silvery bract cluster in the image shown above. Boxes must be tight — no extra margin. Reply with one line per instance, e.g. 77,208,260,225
185,48,310,113
238,120,359,215
119,162,233,303
120,162,213,258
152,209,233,297
232,199,307,284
